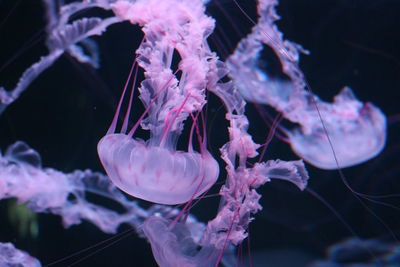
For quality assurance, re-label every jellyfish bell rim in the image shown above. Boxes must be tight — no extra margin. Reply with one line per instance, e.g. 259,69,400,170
97,133,220,205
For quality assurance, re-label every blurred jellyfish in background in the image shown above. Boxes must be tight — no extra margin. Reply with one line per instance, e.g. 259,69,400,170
0,0,399,266
310,237,400,267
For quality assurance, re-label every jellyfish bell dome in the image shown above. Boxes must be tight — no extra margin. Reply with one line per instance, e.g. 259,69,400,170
98,133,219,205
288,90,387,170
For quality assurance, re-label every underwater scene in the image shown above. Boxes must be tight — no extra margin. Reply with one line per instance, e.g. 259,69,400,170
0,0,399,266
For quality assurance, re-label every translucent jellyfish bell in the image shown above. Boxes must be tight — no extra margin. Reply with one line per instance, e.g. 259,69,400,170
230,69,387,169
98,134,219,205
288,88,387,170
142,216,219,267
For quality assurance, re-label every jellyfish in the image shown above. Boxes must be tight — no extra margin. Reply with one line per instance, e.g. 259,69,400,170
225,0,387,169
97,60,220,204
97,0,222,205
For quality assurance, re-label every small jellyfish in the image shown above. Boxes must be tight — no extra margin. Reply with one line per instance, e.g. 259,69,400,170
142,216,220,267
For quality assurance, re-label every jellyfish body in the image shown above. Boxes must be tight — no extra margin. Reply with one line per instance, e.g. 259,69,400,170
288,103,387,170
142,216,219,267
287,88,387,170
226,14,388,170
97,134,219,205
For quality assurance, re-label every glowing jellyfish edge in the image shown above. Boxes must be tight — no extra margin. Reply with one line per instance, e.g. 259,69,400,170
98,134,220,205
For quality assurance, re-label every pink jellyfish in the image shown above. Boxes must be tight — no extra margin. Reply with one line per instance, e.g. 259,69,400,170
97,66,219,204
98,0,222,205
226,0,387,170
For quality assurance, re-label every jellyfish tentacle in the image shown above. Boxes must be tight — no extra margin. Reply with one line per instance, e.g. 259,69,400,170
107,58,137,135
121,62,139,134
